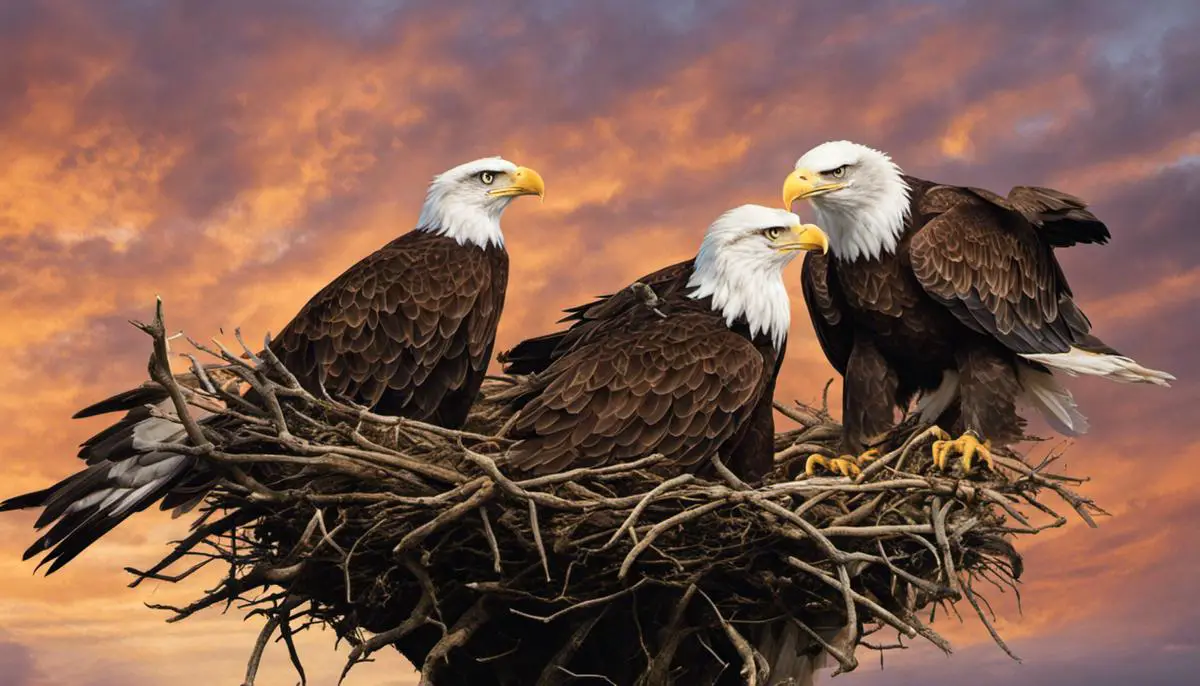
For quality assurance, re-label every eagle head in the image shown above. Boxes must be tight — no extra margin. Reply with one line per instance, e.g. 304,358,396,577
688,205,828,349
418,156,546,249
782,140,910,262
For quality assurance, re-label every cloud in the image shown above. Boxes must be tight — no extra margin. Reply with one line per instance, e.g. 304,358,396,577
0,634,36,686
0,0,1197,684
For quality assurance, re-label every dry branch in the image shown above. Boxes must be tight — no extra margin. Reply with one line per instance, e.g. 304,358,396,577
121,302,1103,685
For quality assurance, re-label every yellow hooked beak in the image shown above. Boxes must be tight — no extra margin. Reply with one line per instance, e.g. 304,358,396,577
782,167,848,209
775,222,830,254
488,165,546,200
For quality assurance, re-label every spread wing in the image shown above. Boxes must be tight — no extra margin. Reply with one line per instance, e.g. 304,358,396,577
500,260,693,375
1002,186,1110,248
505,309,767,474
271,230,505,419
801,252,853,375
909,186,1093,355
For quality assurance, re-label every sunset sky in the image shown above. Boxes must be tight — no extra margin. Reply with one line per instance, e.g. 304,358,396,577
1,1,1198,684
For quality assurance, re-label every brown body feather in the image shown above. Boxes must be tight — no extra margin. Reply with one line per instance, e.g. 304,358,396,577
503,267,783,481
499,260,695,375
2,230,508,572
273,230,507,426
804,176,1112,450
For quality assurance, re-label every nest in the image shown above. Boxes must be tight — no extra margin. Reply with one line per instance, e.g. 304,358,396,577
125,301,1104,686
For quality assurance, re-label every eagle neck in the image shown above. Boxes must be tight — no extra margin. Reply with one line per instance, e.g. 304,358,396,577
416,191,508,250
817,179,910,263
685,256,790,352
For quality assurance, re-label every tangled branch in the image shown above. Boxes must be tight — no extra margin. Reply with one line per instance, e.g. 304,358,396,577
125,300,1104,685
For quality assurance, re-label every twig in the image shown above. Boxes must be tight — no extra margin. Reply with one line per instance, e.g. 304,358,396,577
419,598,492,686
698,587,762,686
529,499,551,582
511,580,647,624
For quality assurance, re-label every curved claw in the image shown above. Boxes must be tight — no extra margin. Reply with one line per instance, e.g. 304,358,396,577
805,450,879,478
805,454,833,476
931,432,994,472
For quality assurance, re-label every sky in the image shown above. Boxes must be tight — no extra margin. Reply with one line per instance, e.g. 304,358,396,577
0,0,1198,684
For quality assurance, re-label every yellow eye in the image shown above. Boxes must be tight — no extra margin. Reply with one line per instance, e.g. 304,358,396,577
830,165,847,179
479,171,496,185
764,226,784,241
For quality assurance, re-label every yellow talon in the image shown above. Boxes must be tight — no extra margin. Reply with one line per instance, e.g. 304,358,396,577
930,431,994,472
805,449,879,478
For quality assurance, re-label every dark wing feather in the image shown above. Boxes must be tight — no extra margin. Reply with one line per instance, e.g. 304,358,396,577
505,309,766,474
72,384,169,419
3,231,505,573
500,260,693,375
271,231,505,421
909,187,1090,355
1005,186,1110,247
800,252,853,375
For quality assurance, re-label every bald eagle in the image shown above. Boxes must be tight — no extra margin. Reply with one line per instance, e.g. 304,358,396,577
1,157,545,573
781,140,1172,475
501,205,829,481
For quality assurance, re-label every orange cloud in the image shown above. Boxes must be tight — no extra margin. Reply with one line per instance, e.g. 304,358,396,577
0,1,1197,684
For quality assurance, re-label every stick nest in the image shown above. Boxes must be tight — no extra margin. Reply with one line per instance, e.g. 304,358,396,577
126,301,1105,686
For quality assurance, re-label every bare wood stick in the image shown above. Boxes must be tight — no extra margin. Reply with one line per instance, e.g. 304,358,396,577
619,500,726,579
511,580,647,624
601,474,694,551
419,598,492,686
535,609,610,686
529,499,551,582
131,298,210,449
393,480,493,554
697,587,763,686
479,507,503,574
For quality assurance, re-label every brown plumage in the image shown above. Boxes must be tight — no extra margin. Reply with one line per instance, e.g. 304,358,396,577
803,178,1108,448
786,142,1170,463
2,156,543,573
506,290,782,480
499,260,694,376
501,205,826,481
274,230,507,426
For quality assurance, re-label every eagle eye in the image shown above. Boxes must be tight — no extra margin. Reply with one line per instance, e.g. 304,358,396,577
763,226,784,241
478,171,496,185
827,165,848,179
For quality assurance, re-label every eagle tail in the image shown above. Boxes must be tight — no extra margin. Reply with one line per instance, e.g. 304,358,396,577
1017,365,1090,436
1020,347,1175,387
1,391,215,574
915,371,960,424
756,622,847,686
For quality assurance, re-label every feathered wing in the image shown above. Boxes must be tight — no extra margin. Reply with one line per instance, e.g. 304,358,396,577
0,375,226,574
499,260,693,375
800,252,853,376
909,185,1171,434
273,230,507,424
910,187,1090,353
1,230,507,572
1003,185,1111,247
505,308,768,475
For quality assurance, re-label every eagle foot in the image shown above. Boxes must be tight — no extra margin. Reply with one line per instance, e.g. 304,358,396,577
930,429,994,472
805,449,880,478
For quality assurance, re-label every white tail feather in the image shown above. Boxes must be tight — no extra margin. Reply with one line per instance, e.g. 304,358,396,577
757,622,848,686
916,371,959,424
1020,347,1175,386
1017,366,1090,436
